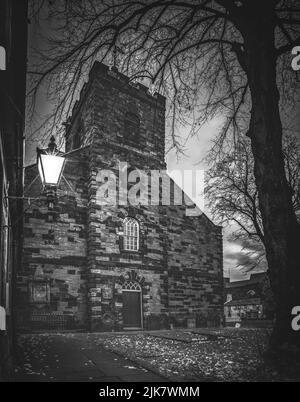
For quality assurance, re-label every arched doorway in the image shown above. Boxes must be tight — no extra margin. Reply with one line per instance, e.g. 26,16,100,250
122,281,142,329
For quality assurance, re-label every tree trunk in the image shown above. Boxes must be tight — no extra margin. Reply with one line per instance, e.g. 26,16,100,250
241,11,300,364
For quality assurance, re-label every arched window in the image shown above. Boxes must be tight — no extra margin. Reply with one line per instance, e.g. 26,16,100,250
123,217,139,251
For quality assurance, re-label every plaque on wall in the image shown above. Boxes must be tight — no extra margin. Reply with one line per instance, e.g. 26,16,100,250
29,280,50,304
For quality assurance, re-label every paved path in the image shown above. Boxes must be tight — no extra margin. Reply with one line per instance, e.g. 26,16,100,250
12,333,166,382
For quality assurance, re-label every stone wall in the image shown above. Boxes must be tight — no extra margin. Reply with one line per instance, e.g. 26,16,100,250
16,62,224,332
167,206,223,328
16,149,89,330
78,63,169,331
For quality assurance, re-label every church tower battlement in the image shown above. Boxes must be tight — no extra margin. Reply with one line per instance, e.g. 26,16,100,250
64,62,166,170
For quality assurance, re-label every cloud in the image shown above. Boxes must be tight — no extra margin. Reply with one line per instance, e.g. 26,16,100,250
223,237,267,281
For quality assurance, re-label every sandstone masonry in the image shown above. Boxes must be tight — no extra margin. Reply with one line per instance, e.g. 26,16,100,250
16,62,223,331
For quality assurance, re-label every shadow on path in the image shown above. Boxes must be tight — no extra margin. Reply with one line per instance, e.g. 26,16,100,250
12,333,167,382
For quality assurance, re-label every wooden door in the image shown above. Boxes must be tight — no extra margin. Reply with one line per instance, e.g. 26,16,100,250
122,291,142,329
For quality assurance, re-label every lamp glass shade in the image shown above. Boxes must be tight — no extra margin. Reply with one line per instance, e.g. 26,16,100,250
38,153,65,186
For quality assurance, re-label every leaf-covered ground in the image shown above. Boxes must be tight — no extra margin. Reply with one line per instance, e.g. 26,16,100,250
90,328,299,382
14,329,300,382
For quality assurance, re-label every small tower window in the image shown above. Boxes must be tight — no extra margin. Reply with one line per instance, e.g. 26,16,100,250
124,112,140,143
73,119,84,149
123,217,139,251
73,130,81,149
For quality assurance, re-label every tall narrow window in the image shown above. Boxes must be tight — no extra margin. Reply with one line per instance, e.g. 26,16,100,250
73,119,84,149
73,130,81,149
123,217,139,251
124,112,140,144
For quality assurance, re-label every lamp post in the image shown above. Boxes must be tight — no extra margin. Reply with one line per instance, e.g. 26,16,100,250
37,136,66,210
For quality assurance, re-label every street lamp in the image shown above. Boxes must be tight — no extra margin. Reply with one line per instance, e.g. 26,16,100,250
37,136,65,209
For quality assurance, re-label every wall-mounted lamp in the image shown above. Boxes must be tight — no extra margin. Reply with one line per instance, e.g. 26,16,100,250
36,136,66,209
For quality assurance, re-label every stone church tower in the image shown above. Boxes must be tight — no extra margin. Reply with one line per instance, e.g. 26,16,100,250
16,62,223,331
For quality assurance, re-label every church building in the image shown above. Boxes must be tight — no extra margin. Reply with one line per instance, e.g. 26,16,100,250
16,62,223,332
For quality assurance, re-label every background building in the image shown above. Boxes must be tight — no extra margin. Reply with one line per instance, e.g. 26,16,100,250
16,62,223,332
0,0,28,380
224,272,274,326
